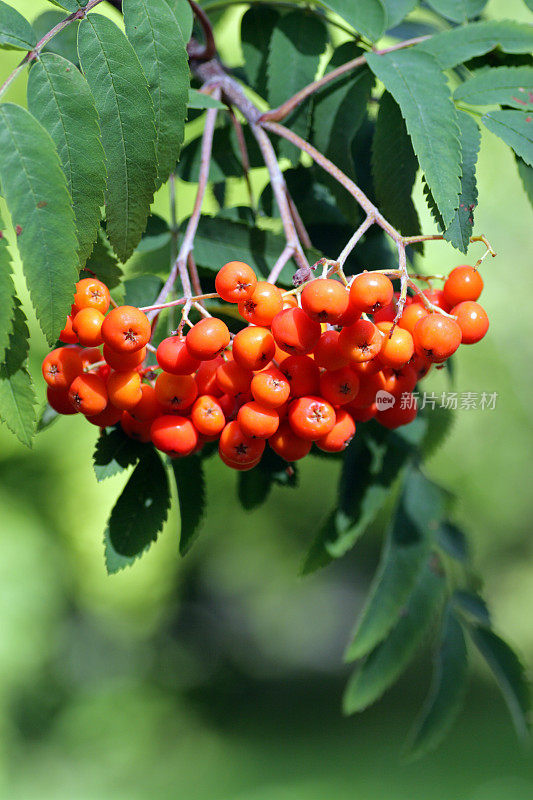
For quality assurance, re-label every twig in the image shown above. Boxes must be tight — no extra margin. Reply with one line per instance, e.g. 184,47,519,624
140,292,218,313
337,215,374,266
228,108,256,215
188,252,204,303
286,189,312,250
268,244,294,284
187,1,216,60
393,241,409,330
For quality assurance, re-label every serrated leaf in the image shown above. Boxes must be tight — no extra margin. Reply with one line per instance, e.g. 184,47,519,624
164,0,193,42
316,0,386,41
437,522,469,561
0,103,78,345
367,48,462,228
454,590,491,625
516,156,533,207
406,606,468,759
124,0,189,188
0,299,36,447
104,525,143,574
455,66,533,109
77,14,157,262
33,11,79,64
108,448,170,557
27,53,107,269
345,467,447,662
372,91,421,239
444,112,480,251
0,209,15,360
81,226,123,289
93,426,150,481
343,561,446,714
187,88,225,110
467,624,531,740
383,0,418,29
425,0,488,23
37,402,60,432
267,11,328,165
482,109,533,166
0,0,35,50
169,454,205,555
241,6,279,98
417,21,533,70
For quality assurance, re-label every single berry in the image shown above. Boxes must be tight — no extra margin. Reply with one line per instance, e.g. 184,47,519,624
300,279,349,324
288,396,336,441
319,366,360,406
85,402,122,428
313,330,349,371
279,355,320,398
232,326,275,371
191,395,226,436
316,408,356,453
186,317,230,361
376,395,418,428
238,282,283,327
413,314,462,362
106,369,143,411
443,266,483,308
72,307,105,347
216,359,253,397
74,277,110,314
251,366,290,408
377,322,414,369
338,319,382,363
157,335,200,374
155,372,198,411
219,420,265,466
151,415,199,457
103,343,146,372
101,306,151,353
68,373,108,415
349,272,394,313
269,420,311,461
451,301,489,344
42,347,83,390
238,401,279,439
46,386,77,415
271,307,321,356
215,261,257,303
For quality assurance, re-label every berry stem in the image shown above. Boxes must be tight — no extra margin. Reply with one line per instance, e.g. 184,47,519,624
140,292,219,313
337,215,375,266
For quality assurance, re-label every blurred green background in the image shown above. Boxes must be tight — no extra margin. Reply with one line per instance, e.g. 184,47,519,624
1,1,532,797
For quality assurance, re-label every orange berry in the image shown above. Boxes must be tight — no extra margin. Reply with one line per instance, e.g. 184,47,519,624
155,372,198,411
319,366,360,406
338,319,382,363
129,383,161,421
106,369,142,411
271,307,321,356
349,272,393,314
72,307,105,346
279,355,320,397
156,335,200,374
348,370,387,409
313,330,349,371
238,282,283,327
191,394,226,436
42,347,83,390
59,314,78,344
216,359,253,397
413,314,462,362
423,288,451,312
269,420,311,461
215,261,257,303
219,420,265,465
101,306,151,353
398,302,428,336
80,346,103,370
195,355,224,395
316,408,356,452
68,373,107,415
443,266,483,307
85,402,122,427
381,364,418,396
377,322,414,369
237,401,279,439
409,353,432,380
251,366,290,408
232,326,275,371
151,415,198,457
121,411,152,442
74,277,110,314
288,396,336,441
336,298,361,327
46,386,77,415
186,317,230,361
376,395,418,428
103,343,146,372
451,301,489,344
373,297,397,324
282,294,298,310
219,451,262,471
349,403,377,422
300,278,349,323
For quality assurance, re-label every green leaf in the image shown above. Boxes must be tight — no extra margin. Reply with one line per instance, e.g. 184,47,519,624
27,52,107,269
467,625,530,740
345,467,447,662
516,156,533,208
0,299,36,447
108,448,170,557
238,466,272,510
37,402,60,433
241,6,279,98
406,606,468,759
178,120,263,183
420,403,454,459
33,11,79,64
124,0,189,188
0,0,35,50
437,522,469,562
0,103,78,346
454,589,491,625
382,0,418,29
367,49,462,228
77,14,158,262
48,1,89,11
482,109,533,166
93,426,150,481
267,11,328,164
127,231,172,275
187,88,225,110
81,226,123,289
441,111,481,253
316,0,387,41
104,525,143,574
425,0,488,23
417,21,533,70
164,0,193,42
343,561,446,714
455,66,533,109
123,274,163,308
372,91,421,239
169,454,205,556
0,209,15,361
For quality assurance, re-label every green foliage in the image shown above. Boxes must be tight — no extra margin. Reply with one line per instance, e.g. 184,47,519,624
442,111,481,253
187,88,225,110
317,0,386,41
455,66,533,109
241,5,279,98
77,13,158,262
437,522,468,562
417,20,533,70
27,52,107,269
0,103,78,345
0,0,35,50
516,156,533,209
165,0,193,42
93,427,150,482
481,110,533,167
169,454,206,555
32,10,79,63
81,227,123,289
0,299,36,447
425,0,488,23
454,590,491,625
0,209,15,361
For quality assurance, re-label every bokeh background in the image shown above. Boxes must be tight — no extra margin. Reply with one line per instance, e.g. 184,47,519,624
1,0,532,797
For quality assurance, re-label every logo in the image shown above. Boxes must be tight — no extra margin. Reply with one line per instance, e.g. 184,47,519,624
375,390,395,411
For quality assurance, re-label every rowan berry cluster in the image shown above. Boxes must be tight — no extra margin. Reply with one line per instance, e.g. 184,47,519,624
41,261,489,470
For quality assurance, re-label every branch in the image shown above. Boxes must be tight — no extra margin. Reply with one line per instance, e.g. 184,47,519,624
337,215,374,266
187,1,217,60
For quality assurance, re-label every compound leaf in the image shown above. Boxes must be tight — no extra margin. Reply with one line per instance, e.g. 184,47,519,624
481,109,533,166
417,21,533,70
455,66,533,109
0,0,35,50
0,299,36,447
0,209,15,360
443,110,481,253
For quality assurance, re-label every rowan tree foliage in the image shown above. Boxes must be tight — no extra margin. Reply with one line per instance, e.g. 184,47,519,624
0,0,532,757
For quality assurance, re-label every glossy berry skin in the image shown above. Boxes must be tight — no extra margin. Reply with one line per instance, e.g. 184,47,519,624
288,396,336,441
349,272,394,313
156,336,200,374
42,347,83,390
443,266,483,308
251,367,290,408
46,386,77,415
186,318,230,361
121,411,152,443
103,344,146,372
348,370,387,409
155,372,198,411
238,282,283,327
423,288,451,312
376,395,418,429
335,299,361,327
382,364,418,396
300,279,349,323
319,366,360,406
269,420,311,461
195,356,224,396
413,314,462,362
313,330,349,371
398,302,428,336
271,307,321,356
373,298,397,324
80,347,102,370
215,261,257,303
72,307,105,347
191,395,226,436
101,306,151,353
106,369,143,411
238,401,279,439
68,373,108,415
377,322,414,369
151,415,198,457
129,383,161,421
232,326,275,371
219,451,262,471
216,359,253,397
73,278,110,314
85,402,122,428
59,314,78,344
338,319,382,363
219,420,265,466
316,408,356,453
279,355,320,398
451,301,489,344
